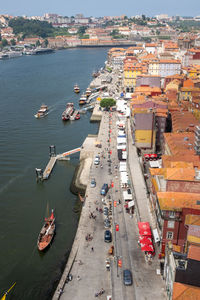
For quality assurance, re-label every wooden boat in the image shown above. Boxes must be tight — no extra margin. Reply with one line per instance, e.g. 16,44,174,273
75,111,80,120
37,209,55,251
34,104,48,118
1,282,16,300
62,103,74,121
85,88,92,97
79,94,87,105
74,84,80,93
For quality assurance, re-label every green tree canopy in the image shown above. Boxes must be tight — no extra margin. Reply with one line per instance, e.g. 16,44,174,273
9,17,54,38
100,98,116,108
1,39,8,47
10,39,16,45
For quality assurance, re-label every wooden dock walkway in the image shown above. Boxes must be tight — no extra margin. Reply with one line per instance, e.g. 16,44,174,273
43,156,57,180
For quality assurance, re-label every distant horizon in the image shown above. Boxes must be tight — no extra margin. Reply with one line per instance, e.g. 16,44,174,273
0,0,200,19
1,12,200,19
1,13,200,18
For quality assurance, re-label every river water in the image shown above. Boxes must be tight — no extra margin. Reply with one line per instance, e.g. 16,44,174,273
0,48,107,299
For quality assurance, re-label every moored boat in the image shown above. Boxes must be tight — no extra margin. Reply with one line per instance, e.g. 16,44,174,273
62,103,74,121
37,209,55,251
79,94,87,105
35,104,48,118
85,87,92,97
75,112,80,120
74,84,80,93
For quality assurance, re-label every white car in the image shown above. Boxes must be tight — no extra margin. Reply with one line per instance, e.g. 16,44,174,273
94,155,100,165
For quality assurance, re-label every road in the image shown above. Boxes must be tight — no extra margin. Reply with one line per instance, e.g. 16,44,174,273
59,68,166,300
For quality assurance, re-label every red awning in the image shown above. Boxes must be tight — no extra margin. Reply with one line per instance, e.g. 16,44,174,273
139,236,153,245
138,222,152,236
140,243,154,252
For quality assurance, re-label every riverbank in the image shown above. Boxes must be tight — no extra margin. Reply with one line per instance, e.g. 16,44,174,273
70,135,98,195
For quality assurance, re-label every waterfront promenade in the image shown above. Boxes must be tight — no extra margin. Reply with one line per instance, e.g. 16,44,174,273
54,105,166,299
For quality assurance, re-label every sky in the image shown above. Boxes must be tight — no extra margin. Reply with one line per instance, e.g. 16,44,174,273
1,0,200,18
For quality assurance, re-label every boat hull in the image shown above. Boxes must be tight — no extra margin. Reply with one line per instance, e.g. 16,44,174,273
37,223,55,251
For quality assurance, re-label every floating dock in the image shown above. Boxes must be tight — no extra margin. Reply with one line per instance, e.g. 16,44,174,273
39,147,81,181
42,156,57,180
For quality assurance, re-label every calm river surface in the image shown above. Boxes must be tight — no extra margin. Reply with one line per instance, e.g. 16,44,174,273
0,48,107,299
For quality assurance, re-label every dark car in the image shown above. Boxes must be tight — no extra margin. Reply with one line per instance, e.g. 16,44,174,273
123,269,133,286
103,207,109,216
100,183,109,196
104,230,112,243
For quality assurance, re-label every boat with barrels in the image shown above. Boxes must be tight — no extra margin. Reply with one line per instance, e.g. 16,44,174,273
62,103,74,121
37,209,55,251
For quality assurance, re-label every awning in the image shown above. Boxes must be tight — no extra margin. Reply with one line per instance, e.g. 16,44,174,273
117,137,126,144
138,222,152,236
140,243,154,252
119,162,127,172
139,236,153,245
123,190,132,200
128,200,135,208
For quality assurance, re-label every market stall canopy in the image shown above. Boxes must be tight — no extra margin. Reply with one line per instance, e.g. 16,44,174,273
119,162,127,172
138,222,152,236
140,243,154,252
139,236,153,245
123,190,132,201
120,171,128,183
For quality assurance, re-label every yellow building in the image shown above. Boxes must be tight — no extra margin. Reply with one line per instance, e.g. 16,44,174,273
123,62,147,92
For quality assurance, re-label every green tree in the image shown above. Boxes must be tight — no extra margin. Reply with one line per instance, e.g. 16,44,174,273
100,98,116,109
142,14,146,21
10,39,16,45
44,38,48,47
1,39,8,47
36,40,41,47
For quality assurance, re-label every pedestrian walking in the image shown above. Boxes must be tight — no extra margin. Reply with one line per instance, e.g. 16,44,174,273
91,247,94,252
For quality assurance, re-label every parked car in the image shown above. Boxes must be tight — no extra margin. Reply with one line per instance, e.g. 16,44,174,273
90,178,96,188
104,219,111,229
100,183,109,196
94,155,100,165
104,230,112,243
103,207,109,216
123,269,133,286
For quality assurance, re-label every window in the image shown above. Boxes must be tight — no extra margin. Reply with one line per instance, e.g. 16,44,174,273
169,211,175,218
167,221,175,229
166,231,173,240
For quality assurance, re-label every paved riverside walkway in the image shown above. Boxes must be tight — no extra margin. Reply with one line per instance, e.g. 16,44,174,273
58,112,114,300
54,110,166,300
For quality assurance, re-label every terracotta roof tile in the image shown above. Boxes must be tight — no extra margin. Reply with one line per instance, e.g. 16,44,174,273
187,245,200,261
185,214,200,226
172,282,200,300
164,168,195,181
157,192,200,211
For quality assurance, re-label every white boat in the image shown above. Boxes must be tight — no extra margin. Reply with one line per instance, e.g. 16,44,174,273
35,104,48,118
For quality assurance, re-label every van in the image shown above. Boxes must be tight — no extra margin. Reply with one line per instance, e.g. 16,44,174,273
100,183,109,196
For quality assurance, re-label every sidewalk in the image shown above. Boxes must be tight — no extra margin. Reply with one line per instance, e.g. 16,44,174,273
126,119,166,299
